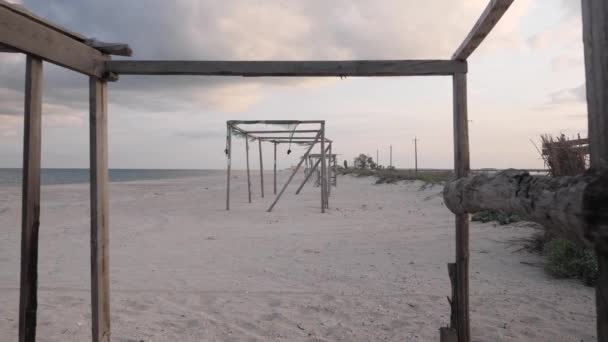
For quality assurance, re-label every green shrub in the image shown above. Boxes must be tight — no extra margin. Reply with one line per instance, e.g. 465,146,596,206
471,210,522,225
543,238,598,286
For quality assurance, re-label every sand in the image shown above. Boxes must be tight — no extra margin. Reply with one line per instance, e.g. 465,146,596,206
0,171,596,341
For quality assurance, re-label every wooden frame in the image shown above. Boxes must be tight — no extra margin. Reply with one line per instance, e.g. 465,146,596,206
225,121,331,212
8,1,607,341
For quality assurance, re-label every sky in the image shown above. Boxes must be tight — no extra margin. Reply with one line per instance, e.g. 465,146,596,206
0,0,588,170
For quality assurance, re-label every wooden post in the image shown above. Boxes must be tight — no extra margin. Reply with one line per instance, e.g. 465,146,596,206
18,55,43,342
259,139,264,198
320,124,327,211
581,1,608,339
273,142,277,195
245,136,252,203
452,72,470,342
268,133,320,212
328,143,332,196
414,137,418,176
440,263,459,341
90,77,110,342
226,124,232,210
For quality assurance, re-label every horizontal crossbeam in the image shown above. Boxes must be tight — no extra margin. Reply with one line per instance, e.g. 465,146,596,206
106,60,467,77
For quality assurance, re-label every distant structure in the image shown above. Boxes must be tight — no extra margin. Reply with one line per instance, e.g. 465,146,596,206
225,120,332,213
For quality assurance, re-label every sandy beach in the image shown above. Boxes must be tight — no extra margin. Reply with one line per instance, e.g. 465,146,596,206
0,171,596,341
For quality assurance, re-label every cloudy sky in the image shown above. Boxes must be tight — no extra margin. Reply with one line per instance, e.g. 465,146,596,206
0,0,587,170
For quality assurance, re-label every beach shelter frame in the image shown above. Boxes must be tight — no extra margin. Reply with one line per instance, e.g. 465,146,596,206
3,0,607,341
225,120,332,212
306,153,338,190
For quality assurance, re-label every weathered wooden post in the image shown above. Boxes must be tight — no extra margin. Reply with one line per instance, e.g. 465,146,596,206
259,138,264,198
19,55,43,342
226,123,232,210
452,71,470,342
90,76,110,342
245,135,252,203
273,141,277,195
328,143,332,196
414,137,418,177
582,1,608,339
320,123,327,211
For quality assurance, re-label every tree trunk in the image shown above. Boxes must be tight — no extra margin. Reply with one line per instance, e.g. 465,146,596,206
443,169,608,252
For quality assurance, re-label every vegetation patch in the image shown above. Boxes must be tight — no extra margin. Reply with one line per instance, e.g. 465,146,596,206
543,238,598,286
471,210,522,225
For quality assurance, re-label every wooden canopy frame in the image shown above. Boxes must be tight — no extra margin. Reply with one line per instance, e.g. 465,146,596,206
225,120,332,213
3,0,607,341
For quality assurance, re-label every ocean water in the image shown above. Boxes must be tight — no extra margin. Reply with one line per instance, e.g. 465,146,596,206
0,168,220,187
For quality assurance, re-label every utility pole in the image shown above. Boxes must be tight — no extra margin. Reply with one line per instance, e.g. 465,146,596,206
376,148,379,167
389,145,393,168
414,137,418,176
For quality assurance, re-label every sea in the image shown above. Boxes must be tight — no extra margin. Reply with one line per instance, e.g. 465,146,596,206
0,168,221,187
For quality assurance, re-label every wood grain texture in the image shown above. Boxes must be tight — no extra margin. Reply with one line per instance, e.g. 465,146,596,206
19,55,42,342
452,0,514,60
106,60,467,77
0,0,86,41
444,170,603,247
452,72,470,342
582,1,608,339
0,6,108,77
89,77,110,342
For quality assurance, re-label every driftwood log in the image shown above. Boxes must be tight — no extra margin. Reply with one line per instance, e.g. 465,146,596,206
443,169,608,252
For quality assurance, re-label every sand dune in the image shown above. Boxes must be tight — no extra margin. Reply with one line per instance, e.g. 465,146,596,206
0,172,595,341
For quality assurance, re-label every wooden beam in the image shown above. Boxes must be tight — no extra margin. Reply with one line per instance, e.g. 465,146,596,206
228,120,323,125
18,55,42,342
239,130,320,134
89,77,110,342
0,1,86,41
452,0,514,60
255,136,327,140
452,72,470,342
106,60,467,77
0,42,17,52
0,5,108,77
581,1,608,340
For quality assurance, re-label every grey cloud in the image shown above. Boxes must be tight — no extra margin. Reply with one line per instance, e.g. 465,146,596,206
174,130,224,140
3,1,500,117
550,84,586,104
